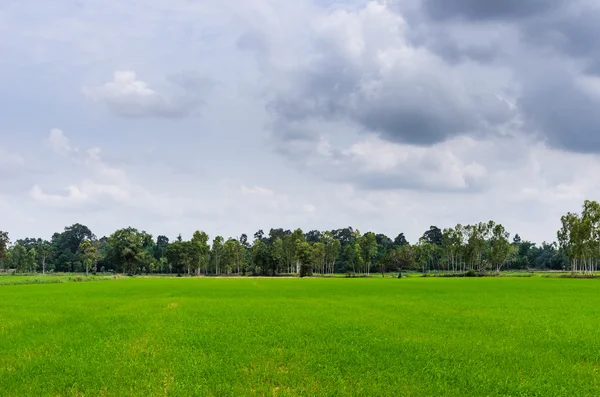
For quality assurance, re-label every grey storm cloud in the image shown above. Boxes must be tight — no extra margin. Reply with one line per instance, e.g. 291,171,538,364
422,0,563,21
256,0,600,155
264,4,514,147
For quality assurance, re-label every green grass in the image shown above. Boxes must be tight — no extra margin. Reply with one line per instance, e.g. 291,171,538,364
1,278,600,396
0,274,119,285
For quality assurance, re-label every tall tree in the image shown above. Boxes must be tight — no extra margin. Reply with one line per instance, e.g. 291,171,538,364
212,236,224,275
271,237,284,275
26,248,37,273
191,231,210,275
0,231,9,269
360,232,378,276
38,241,52,274
489,223,511,273
297,241,314,277
79,240,97,277
10,244,28,272
323,232,341,275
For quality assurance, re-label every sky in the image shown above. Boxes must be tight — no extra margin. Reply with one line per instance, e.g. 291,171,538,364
1,0,600,244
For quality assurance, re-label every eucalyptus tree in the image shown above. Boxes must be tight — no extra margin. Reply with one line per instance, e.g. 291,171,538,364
223,238,245,275
0,231,9,269
271,237,284,275
38,241,52,274
558,200,600,275
289,228,305,274
211,236,224,275
191,231,210,275
360,232,378,276
489,223,512,274
323,232,341,275
312,242,326,275
26,248,37,273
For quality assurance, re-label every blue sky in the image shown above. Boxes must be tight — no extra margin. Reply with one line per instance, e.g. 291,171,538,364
2,0,600,243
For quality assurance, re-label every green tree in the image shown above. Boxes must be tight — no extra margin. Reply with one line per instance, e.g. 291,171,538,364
38,241,52,274
360,232,378,276
312,242,326,275
251,239,269,276
27,248,37,273
0,231,9,270
79,240,97,277
10,244,28,272
271,237,284,275
191,231,210,275
297,241,314,277
107,228,152,275
489,223,511,273
323,232,341,275
211,236,224,275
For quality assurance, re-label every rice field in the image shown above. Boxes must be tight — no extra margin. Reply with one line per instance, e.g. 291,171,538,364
1,277,599,396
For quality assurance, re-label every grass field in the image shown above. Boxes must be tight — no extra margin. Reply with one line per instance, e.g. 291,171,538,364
1,278,600,396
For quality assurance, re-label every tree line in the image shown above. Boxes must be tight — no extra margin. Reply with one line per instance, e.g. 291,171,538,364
6,200,600,276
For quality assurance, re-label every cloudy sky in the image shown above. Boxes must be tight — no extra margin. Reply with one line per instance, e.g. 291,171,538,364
2,0,599,243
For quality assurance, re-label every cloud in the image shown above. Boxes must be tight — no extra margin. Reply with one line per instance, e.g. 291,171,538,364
263,3,514,148
33,130,175,214
83,70,207,118
49,128,76,155
421,0,564,21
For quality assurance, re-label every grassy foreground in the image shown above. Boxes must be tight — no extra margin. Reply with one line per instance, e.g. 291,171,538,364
1,278,600,396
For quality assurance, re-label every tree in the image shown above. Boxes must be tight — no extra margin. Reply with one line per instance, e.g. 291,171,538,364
290,229,305,274
384,245,416,276
79,240,97,277
422,226,443,246
223,238,244,275
37,241,52,274
312,242,326,275
50,224,95,272
360,232,378,276
323,232,341,275
240,234,250,249
166,241,190,275
191,231,210,275
10,244,28,272
0,231,9,269
513,234,522,245
27,248,37,273
212,236,224,275
305,230,322,243
254,230,265,242
251,239,269,276
155,235,169,261
394,233,409,247
107,228,152,275
489,223,511,273
297,241,314,277
271,237,284,275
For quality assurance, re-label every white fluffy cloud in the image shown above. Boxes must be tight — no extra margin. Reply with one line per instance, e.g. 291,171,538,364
83,71,205,118
48,128,76,156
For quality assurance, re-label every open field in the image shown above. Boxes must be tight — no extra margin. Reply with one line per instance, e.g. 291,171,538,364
1,278,600,396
